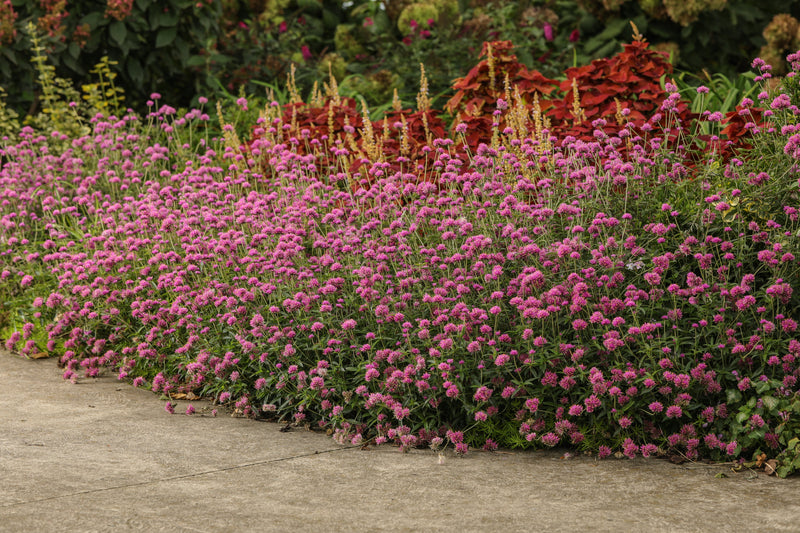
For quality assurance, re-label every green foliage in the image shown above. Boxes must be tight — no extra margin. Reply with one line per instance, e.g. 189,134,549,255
674,70,759,115
23,22,86,139
0,0,223,114
82,56,126,117
0,86,20,139
575,0,800,75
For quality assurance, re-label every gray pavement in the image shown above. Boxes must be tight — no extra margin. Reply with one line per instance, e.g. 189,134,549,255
1,351,799,533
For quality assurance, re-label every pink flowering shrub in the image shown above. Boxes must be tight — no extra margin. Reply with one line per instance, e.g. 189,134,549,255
2,51,800,476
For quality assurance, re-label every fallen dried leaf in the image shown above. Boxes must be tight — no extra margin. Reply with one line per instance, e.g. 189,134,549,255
765,459,778,475
29,351,49,359
755,453,767,468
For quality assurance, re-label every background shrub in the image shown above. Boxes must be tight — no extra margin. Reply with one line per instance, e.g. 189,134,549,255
0,0,223,113
1,1,799,117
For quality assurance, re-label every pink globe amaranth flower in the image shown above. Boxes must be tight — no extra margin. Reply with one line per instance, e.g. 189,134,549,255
164,401,175,414
597,446,612,459
640,444,658,458
620,439,637,459
568,29,579,42
185,404,195,415
665,405,683,419
525,397,540,413
473,386,493,402
301,45,312,61
541,432,559,446
726,441,739,456
643,272,660,285
648,401,663,413
749,414,765,428
584,395,601,413
446,430,463,444
771,93,791,110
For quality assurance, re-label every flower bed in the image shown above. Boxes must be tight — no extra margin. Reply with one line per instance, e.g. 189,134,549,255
2,43,800,476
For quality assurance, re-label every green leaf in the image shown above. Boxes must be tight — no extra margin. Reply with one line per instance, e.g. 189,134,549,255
296,0,321,12
81,11,107,28
726,389,742,404
155,26,177,48
592,40,619,60
61,54,80,73
592,18,628,42
735,411,749,424
109,21,127,46
755,380,771,394
159,11,179,27
68,41,80,60
186,55,206,67
148,6,161,30
1,46,18,65
762,396,778,412
127,57,143,81
322,9,339,29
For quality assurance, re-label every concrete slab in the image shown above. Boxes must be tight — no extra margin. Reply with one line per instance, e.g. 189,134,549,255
1,352,798,532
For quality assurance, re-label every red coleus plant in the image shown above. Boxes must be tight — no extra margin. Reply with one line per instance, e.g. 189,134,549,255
253,36,763,182
445,40,558,119
547,39,689,139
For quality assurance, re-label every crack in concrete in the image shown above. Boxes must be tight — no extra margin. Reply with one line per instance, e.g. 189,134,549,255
1,445,358,508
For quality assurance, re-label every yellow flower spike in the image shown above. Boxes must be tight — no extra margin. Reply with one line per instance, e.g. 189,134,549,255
310,81,323,108
487,42,496,93
532,92,543,147
359,98,379,161
416,63,430,113
400,114,410,156
392,89,403,112
286,64,301,105
571,78,586,125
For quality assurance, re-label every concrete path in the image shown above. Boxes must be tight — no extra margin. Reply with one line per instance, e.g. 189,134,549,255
1,351,798,533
